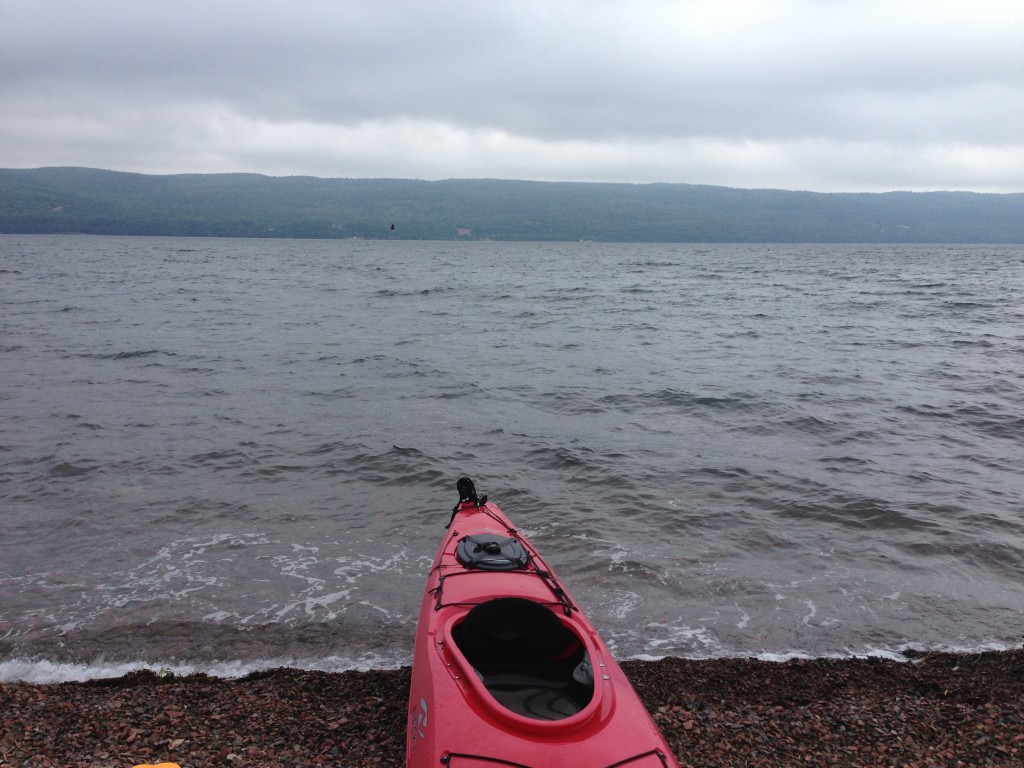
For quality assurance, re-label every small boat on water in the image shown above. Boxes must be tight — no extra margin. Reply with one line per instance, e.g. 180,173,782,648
406,478,680,768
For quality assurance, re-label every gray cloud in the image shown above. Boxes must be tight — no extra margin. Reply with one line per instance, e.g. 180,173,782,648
2,0,1022,191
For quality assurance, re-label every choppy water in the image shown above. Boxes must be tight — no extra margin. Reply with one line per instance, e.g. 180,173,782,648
2,235,1023,683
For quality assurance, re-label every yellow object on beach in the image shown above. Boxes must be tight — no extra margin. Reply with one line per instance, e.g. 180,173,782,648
132,764,181,768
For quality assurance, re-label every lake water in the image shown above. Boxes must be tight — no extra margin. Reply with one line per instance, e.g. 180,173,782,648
2,235,1022,683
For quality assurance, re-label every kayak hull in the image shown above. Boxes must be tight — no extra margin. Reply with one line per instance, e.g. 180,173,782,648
407,489,680,768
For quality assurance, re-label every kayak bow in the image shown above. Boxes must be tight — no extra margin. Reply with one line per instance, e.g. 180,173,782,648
406,478,680,768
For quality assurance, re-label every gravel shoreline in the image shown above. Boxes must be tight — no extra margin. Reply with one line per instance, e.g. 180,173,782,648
2,649,1021,767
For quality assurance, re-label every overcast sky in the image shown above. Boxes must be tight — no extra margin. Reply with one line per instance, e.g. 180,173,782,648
2,0,1023,192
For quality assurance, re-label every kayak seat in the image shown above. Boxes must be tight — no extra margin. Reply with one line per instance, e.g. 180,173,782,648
452,597,594,720
476,673,589,720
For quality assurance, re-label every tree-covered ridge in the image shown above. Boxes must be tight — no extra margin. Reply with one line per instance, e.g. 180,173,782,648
2,167,1023,242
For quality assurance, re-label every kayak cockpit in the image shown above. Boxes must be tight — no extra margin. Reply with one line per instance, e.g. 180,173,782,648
449,597,595,721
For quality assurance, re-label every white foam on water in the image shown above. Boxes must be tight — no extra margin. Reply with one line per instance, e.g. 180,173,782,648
0,649,414,684
2,636,1020,684
641,621,720,652
609,589,642,620
0,658,156,684
626,639,1024,665
800,599,817,625
735,606,751,630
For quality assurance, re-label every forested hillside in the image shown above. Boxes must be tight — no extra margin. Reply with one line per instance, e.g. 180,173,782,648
2,167,1023,242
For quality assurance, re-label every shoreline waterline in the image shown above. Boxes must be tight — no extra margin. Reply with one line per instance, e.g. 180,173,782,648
4,641,1023,685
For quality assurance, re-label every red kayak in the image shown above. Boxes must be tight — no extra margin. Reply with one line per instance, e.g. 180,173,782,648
406,478,680,768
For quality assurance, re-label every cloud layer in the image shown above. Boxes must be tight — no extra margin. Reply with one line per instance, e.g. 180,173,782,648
2,0,1022,191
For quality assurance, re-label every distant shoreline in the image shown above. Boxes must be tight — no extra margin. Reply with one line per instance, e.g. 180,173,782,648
4,167,1024,243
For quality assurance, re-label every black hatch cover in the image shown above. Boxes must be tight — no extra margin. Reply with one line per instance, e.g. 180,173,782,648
455,534,529,571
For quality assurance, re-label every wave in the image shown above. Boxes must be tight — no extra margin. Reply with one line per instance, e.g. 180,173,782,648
73,349,177,360
6,641,1024,685
0,651,411,685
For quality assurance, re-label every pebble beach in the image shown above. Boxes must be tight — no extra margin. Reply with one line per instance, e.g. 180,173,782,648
2,649,1021,767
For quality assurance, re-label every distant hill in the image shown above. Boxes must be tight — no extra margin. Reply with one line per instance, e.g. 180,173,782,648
2,167,1023,242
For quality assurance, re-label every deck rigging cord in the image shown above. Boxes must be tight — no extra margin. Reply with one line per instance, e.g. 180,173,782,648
437,478,576,615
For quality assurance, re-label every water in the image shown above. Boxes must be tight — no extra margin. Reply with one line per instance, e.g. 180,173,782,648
2,235,1023,683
